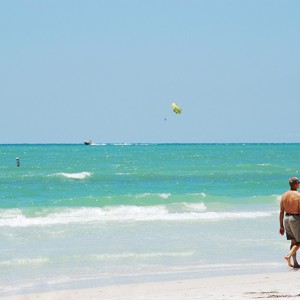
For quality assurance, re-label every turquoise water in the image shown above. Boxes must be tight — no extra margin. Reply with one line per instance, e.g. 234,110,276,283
0,143,299,296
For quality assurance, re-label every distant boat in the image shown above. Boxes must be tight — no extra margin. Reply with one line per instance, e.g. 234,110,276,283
84,141,92,145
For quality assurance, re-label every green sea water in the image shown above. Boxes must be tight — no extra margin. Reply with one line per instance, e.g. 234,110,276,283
0,143,299,296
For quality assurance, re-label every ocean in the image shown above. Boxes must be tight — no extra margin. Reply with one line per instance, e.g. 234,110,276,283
0,143,299,296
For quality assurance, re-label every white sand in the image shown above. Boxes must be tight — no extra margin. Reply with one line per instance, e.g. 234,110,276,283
2,271,300,300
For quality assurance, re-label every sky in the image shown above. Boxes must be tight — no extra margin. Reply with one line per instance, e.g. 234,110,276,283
1,0,300,144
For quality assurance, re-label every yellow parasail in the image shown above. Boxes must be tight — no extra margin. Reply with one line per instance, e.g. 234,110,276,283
172,102,182,114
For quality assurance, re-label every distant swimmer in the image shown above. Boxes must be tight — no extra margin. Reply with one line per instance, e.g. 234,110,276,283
16,157,20,167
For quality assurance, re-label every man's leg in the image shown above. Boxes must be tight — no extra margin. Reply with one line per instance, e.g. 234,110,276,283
291,241,300,268
285,244,300,267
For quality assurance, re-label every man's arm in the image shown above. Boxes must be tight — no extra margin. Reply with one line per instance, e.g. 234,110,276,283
279,199,285,235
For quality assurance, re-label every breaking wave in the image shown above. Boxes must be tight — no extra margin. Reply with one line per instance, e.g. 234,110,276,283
0,203,275,227
53,172,92,180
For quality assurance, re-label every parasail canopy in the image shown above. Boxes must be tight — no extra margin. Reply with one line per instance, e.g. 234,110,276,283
172,102,182,114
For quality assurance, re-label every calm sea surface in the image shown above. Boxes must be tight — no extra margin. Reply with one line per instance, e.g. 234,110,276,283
1,143,299,296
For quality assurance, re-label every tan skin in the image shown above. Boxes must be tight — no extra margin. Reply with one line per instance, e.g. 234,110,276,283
279,181,300,268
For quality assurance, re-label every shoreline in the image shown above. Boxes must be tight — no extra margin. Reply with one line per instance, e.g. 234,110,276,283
2,269,300,300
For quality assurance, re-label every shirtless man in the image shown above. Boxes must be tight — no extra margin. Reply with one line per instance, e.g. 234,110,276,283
279,177,300,268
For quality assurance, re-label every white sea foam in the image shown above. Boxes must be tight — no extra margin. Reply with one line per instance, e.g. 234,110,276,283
78,251,194,261
0,282,35,294
0,205,276,227
135,192,171,199
55,172,92,179
142,261,283,275
0,257,48,266
183,202,207,212
159,193,171,199
116,172,133,175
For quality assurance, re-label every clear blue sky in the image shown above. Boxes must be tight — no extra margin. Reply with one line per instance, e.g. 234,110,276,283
1,1,299,143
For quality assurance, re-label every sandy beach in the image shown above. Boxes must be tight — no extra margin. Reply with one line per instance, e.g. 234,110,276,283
2,270,300,300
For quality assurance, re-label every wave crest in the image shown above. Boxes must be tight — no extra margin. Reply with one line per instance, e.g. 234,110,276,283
0,205,275,227
55,172,92,179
